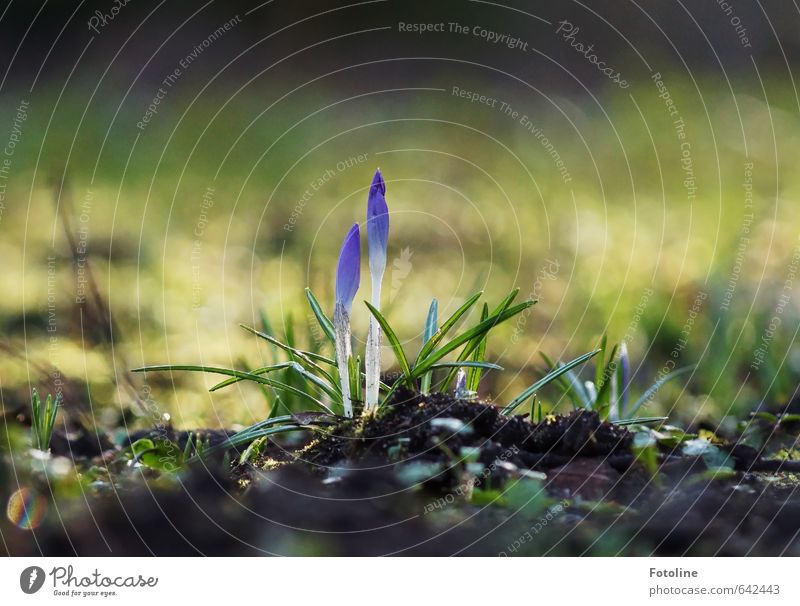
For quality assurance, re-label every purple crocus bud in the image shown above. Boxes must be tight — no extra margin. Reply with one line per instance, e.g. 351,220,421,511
335,223,361,313
365,169,389,412
619,342,630,409
366,168,389,278
334,223,361,417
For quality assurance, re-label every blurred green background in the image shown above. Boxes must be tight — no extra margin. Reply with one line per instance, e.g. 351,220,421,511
1,0,799,432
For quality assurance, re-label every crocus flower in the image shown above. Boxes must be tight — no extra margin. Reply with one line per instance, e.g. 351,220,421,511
367,169,389,280
336,223,361,313
334,223,360,417
365,169,389,411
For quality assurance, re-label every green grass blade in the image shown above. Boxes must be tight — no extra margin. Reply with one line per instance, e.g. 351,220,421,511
259,308,278,364
415,291,483,364
192,425,304,460
615,416,668,426
423,299,438,343
30,389,41,449
413,300,534,379
595,334,608,388
502,349,601,415
286,362,341,403
444,298,501,390
241,325,335,367
226,414,299,435
626,365,695,417
132,364,334,414
348,355,362,409
420,299,438,394
489,288,520,316
539,352,589,409
196,413,337,459
594,344,619,416
377,297,532,410
30,389,60,452
240,324,337,387
364,301,413,385
284,311,296,351
428,361,503,371
466,303,489,392
305,287,336,345
208,362,295,391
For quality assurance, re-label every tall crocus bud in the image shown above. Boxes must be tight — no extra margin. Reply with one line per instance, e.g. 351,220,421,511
334,224,360,417
365,169,389,412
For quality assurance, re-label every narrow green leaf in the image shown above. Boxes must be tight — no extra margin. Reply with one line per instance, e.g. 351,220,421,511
626,365,695,417
182,432,194,460
466,303,490,392
594,344,619,416
423,299,438,343
413,300,534,379
446,299,498,390
420,299,438,394
377,297,531,408
615,416,668,426
544,351,591,405
240,324,337,387
364,301,413,385
132,364,333,414
502,349,601,415
489,288,520,316
241,325,335,366
208,362,295,391
284,311,296,351
30,389,60,452
429,361,503,371
595,335,608,388
415,291,483,364
259,308,278,364
540,352,588,409
193,425,304,460
348,355,362,408
444,294,517,391
196,413,337,460
305,287,336,345
286,362,341,403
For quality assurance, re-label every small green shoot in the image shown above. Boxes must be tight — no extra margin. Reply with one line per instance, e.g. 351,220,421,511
30,389,61,453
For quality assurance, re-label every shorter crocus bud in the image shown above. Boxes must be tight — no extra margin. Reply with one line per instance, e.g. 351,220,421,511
619,341,630,410
454,368,467,397
335,224,361,314
334,224,360,417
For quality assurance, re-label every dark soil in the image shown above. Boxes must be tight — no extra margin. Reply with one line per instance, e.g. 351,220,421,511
302,389,633,467
4,390,800,556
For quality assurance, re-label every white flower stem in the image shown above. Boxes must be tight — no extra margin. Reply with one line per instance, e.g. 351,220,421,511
365,277,383,412
334,303,353,417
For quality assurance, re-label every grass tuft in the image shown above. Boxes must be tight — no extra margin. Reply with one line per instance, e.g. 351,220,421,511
30,389,61,453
